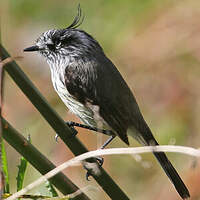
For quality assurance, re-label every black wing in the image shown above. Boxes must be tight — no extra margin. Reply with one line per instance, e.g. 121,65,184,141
65,54,191,200
64,55,148,145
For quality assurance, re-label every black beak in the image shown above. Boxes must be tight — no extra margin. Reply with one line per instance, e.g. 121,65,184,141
24,45,40,52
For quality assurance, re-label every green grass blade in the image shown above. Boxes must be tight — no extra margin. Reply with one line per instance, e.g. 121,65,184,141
16,156,28,191
16,135,30,191
1,140,9,193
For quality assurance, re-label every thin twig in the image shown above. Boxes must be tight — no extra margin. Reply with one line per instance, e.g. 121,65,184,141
7,145,197,200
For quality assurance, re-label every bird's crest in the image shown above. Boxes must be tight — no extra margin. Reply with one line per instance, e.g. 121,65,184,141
66,4,85,30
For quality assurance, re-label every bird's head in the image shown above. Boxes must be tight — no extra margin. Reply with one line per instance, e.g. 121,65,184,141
24,5,103,64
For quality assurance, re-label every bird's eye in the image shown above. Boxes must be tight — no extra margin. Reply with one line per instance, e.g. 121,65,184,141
47,43,55,51
52,37,61,46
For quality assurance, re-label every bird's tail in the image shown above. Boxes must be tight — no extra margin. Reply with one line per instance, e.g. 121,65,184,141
128,126,190,199
153,151,190,199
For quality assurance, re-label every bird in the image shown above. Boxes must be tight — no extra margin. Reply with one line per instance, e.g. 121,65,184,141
24,5,190,199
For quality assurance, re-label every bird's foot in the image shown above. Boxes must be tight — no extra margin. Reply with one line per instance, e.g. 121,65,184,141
55,121,78,142
84,136,116,180
84,156,104,181
66,121,78,137
55,134,59,142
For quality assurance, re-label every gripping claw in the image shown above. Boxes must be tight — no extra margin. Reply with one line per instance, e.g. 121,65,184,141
55,134,59,142
84,156,104,181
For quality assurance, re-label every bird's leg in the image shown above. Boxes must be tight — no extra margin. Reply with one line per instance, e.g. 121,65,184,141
56,121,111,141
55,121,79,142
65,121,79,136
89,136,116,169
57,121,116,180
65,121,116,148
65,121,110,135
100,135,116,149
65,121,115,167
85,135,116,180
66,121,115,167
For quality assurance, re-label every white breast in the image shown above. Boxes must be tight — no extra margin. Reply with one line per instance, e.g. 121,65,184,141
48,60,99,128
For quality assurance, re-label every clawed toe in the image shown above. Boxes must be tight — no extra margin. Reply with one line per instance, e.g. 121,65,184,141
84,156,104,181
69,126,78,137
95,156,104,167
65,121,78,137
55,134,59,142
55,122,78,142
86,171,92,181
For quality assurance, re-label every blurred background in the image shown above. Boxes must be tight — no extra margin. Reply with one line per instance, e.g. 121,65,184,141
1,0,200,199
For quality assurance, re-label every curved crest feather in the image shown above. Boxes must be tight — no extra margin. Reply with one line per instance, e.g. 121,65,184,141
66,4,85,29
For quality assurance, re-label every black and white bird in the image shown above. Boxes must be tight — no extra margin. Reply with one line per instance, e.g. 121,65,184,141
24,6,190,199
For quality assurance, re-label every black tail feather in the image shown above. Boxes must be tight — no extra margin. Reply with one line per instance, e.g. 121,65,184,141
153,151,190,199
133,122,190,199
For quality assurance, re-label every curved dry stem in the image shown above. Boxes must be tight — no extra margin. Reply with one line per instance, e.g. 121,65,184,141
7,145,197,200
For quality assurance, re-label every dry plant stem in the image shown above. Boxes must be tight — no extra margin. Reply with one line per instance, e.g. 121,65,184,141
6,144,195,200
0,45,130,200
2,118,91,200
